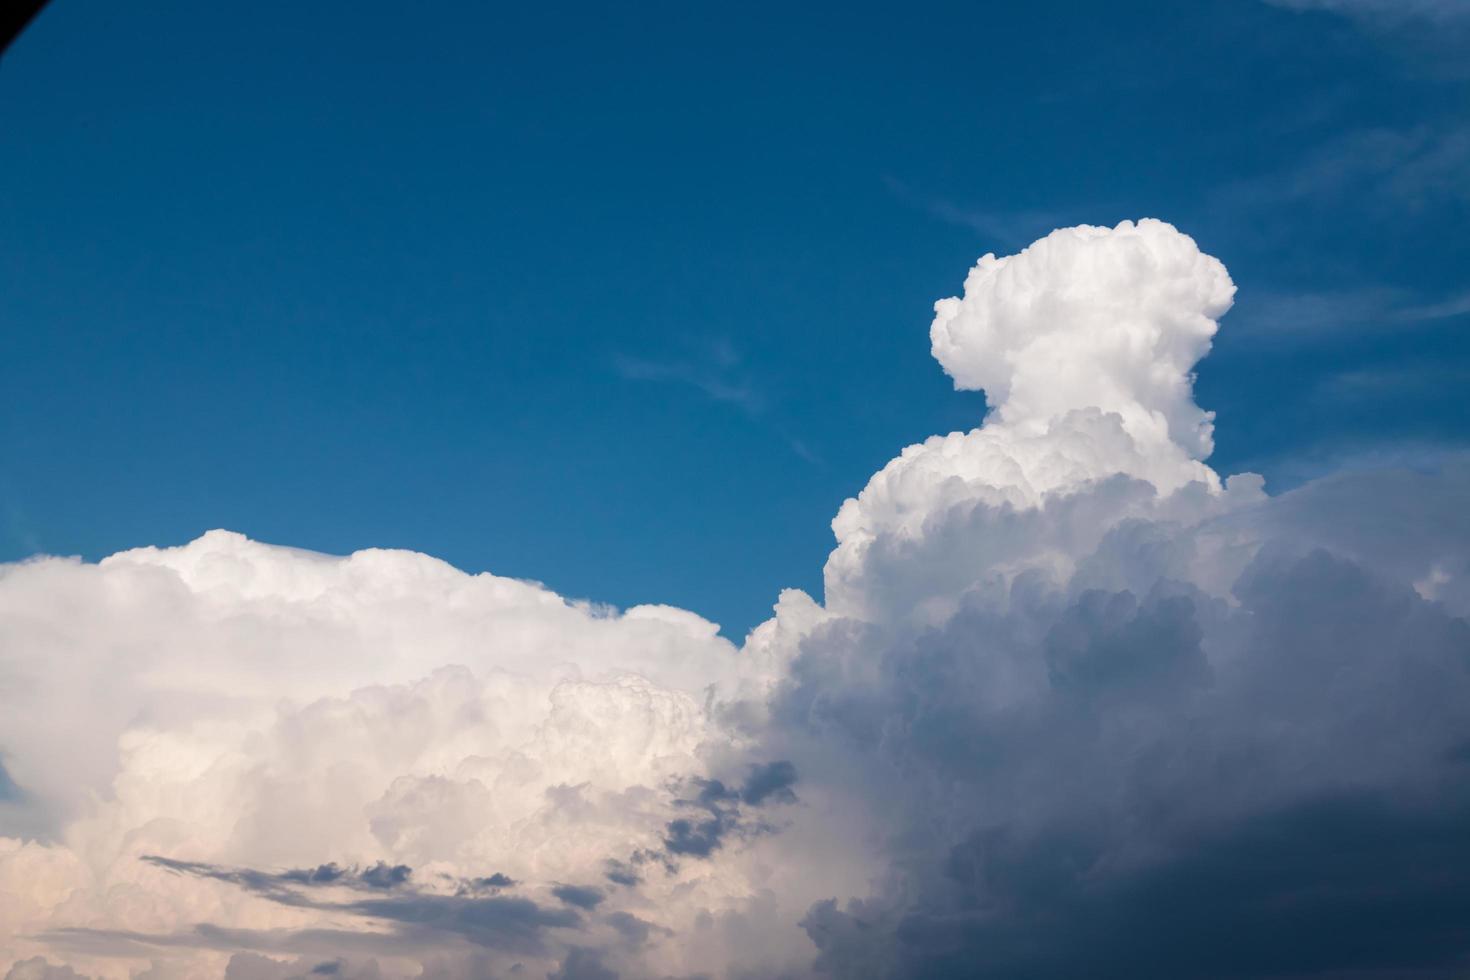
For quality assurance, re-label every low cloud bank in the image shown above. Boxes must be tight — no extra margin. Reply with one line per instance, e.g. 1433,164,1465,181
3,220,1468,978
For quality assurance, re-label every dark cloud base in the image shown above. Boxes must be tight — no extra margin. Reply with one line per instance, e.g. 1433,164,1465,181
807,791,1470,979
778,468,1470,980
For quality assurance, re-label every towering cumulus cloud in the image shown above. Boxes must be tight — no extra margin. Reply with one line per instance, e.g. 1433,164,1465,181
3,220,1469,979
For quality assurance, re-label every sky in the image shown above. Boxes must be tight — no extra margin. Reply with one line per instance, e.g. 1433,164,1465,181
3,3,1470,980
2,0,1467,637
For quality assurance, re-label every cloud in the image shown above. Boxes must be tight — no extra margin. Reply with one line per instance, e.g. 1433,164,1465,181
547,947,619,980
737,228,1470,980
825,220,1236,623
737,761,798,806
551,885,605,910
880,176,1085,250
781,536,1470,977
117,855,587,958
601,861,641,888
1264,0,1470,70
41,865,589,972
612,340,820,463
0,530,800,976
4,960,90,980
3,220,1470,978
603,911,667,947
143,856,415,897
1266,0,1470,23
1226,284,1470,342
1393,289,1470,322
458,873,516,895
654,764,799,862
611,340,766,415
928,220,1231,456
805,790,1470,979
1216,124,1470,219
1313,364,1470,404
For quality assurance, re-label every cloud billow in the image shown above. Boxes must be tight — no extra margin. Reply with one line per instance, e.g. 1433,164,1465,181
3,220,1469,979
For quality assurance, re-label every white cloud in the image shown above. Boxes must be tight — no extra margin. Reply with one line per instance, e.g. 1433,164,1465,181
0,533,828,978
827,220,1235,621
4,221,1470,979
928,220,1232,457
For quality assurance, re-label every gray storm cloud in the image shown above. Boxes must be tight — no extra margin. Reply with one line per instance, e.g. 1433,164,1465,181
3,220,1468,979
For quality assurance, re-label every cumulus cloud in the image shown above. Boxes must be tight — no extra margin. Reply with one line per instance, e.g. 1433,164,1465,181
3,219,1469,978
929,220,1231,461
0,531,822,977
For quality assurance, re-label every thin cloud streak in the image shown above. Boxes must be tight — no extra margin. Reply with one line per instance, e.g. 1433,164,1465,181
611,341,822,465
610,352,766,416
1266,0,1470,23
881,175,1089,250
1214,123,1470,216
1231,285,1470,342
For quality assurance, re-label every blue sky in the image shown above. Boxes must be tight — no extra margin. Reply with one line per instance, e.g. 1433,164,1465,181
2,0,1466,636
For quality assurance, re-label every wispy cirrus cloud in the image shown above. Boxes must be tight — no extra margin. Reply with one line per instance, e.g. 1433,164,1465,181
1266,0,1470,23
1314,364,1470,403
1394,290,1470,323
1216,124,1470,216
1230,284,1470,342
881,175,1089,250
1264,0,1470,77
611,338,766,416
612,339,821,464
